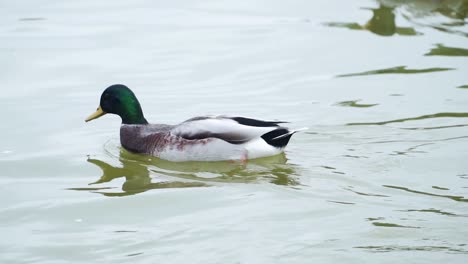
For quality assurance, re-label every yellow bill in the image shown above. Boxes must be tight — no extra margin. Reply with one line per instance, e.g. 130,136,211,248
85,106,106,122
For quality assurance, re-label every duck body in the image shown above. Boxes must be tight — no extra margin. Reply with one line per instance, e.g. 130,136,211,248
120,116,294,161
86,85,300,162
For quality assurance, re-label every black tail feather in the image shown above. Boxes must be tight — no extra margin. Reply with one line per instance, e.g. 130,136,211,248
261,128,293,148
231,117,288,127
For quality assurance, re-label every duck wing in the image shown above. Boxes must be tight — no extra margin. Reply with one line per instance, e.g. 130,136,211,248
171,116,288,144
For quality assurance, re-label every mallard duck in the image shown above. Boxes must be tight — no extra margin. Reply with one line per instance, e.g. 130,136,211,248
85,84,303,162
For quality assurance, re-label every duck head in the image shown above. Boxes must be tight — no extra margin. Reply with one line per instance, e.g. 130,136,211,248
85,84,148,125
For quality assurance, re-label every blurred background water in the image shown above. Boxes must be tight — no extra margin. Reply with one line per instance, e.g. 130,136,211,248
1,0,467,263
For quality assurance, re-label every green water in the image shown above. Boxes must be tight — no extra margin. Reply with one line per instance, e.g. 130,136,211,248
1,0,468,263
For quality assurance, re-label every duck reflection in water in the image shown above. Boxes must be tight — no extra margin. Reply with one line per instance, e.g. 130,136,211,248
325,0,468,36
325,2,419,36
73,149,299,197
79,157,206,197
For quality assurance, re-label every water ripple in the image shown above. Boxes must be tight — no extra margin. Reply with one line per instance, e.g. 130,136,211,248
383,185,468,203
347,112,468,126
337,66,454,78
355,245,468,253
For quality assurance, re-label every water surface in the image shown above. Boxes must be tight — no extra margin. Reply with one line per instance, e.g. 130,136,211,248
1,0,468,263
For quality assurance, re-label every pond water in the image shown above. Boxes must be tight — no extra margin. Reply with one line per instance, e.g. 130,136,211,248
1,0,468,263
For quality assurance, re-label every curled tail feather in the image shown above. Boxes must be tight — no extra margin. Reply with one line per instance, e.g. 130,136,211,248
261,127,308,148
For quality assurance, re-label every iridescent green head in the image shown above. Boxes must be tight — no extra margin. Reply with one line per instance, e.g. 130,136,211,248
85,84,148,125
